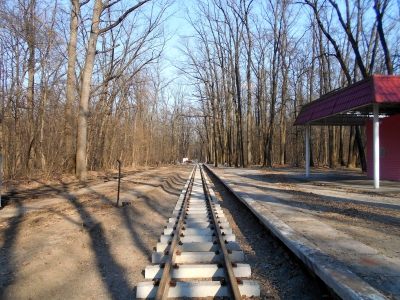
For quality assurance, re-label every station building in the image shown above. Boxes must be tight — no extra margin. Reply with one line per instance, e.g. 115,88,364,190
294,75,400,188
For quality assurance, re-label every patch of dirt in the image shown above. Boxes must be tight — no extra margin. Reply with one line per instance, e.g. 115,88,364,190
0,165,192,299
1,166,154,207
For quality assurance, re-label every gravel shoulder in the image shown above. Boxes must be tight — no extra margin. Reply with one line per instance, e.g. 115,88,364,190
204,169,334,300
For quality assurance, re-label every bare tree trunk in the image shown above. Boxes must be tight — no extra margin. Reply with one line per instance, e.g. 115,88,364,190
309,20,317,167
279,101,286,165
75,0,150,180
243,0,253,167
267,48,278,167
76,0,103,180
24,0,36,177
38,84,47,173
261,68,268,167
234,48,245,167
329,126,336,168
355,125,367,172
310,130,315,167
65,0,86,174
279,58,289,165
373,0,393,74
347,126,357,168
339,126,346,166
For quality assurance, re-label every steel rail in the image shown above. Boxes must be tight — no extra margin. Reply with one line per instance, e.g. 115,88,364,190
200,164,242,300
154,165,196,300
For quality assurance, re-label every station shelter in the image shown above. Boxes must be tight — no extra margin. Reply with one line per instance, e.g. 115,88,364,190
294,75,400,188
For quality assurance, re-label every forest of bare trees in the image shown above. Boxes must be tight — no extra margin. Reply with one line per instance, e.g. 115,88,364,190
0,0,398,180
178,0,398,168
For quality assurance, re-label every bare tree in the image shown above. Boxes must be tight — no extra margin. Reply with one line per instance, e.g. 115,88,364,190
65,0,89,174
75,0,153,180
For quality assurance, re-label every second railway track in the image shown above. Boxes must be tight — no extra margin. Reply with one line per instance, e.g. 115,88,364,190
136,164,260,299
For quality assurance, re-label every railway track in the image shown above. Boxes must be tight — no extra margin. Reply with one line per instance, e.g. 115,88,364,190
136,164,260,299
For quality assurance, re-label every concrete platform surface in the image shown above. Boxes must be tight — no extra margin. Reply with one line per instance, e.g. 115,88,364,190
206,165,400,300
289,171,400,196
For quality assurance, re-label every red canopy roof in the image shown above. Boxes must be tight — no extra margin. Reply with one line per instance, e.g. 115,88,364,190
294,75,400,125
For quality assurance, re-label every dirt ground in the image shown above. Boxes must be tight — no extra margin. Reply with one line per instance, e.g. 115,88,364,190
0,165,192,300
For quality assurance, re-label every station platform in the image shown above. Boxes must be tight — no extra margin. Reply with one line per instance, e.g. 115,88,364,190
205,165,400,300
